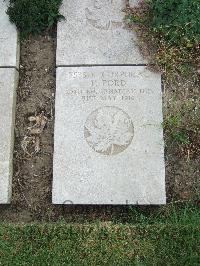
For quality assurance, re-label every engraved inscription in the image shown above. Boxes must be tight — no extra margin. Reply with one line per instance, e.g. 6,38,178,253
85,0,124,30
65,70,154,102
84,106,134,155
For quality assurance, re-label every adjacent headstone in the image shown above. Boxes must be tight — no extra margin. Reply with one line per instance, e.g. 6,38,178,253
0,68,18,203
129,0,141,8
0,0,19,68
53,66,166,204
56,0,146,65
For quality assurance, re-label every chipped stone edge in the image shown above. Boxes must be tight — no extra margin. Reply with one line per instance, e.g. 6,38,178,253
16,33,20,69
8,69,19,203
1,69,19,204
54,199,167,205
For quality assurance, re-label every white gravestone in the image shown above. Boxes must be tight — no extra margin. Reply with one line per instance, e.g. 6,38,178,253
0,68,18,203
56,0,146,65
0,0,19,68
53,66,166,204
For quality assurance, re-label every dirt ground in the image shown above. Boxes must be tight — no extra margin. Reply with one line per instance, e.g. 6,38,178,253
0,29,199,223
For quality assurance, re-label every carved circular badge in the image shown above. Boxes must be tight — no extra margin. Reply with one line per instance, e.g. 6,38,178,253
85,0,123,30
84,106,134,155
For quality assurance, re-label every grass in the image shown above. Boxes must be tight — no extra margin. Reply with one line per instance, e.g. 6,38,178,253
7,0,64,38
125,0,200,77
149,0,200,48
0,204,199,265
163,93,200,158
126,0,200,158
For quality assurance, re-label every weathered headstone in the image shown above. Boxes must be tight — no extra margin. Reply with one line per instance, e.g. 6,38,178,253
0,69,18,203
0,0,19,203
56,0,146,65
0,0,19,68
129,0,141,8
54,0,166,204
52,66,166,204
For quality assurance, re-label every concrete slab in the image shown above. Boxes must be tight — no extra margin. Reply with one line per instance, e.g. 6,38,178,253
0,68,18,203
0,0,19,68
129,0,141,7
56,0,147,65
53,66,166,205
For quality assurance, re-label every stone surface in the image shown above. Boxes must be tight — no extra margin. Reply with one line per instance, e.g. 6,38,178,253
129,0,141,7
0,68,18,203
56,0,146,65
53,66,166,204
0,0,19,68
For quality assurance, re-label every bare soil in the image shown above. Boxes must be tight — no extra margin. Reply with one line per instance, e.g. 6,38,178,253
0,29,199,223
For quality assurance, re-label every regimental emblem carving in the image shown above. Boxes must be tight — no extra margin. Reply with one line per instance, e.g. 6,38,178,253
85,0,124,30
84,106,134,155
